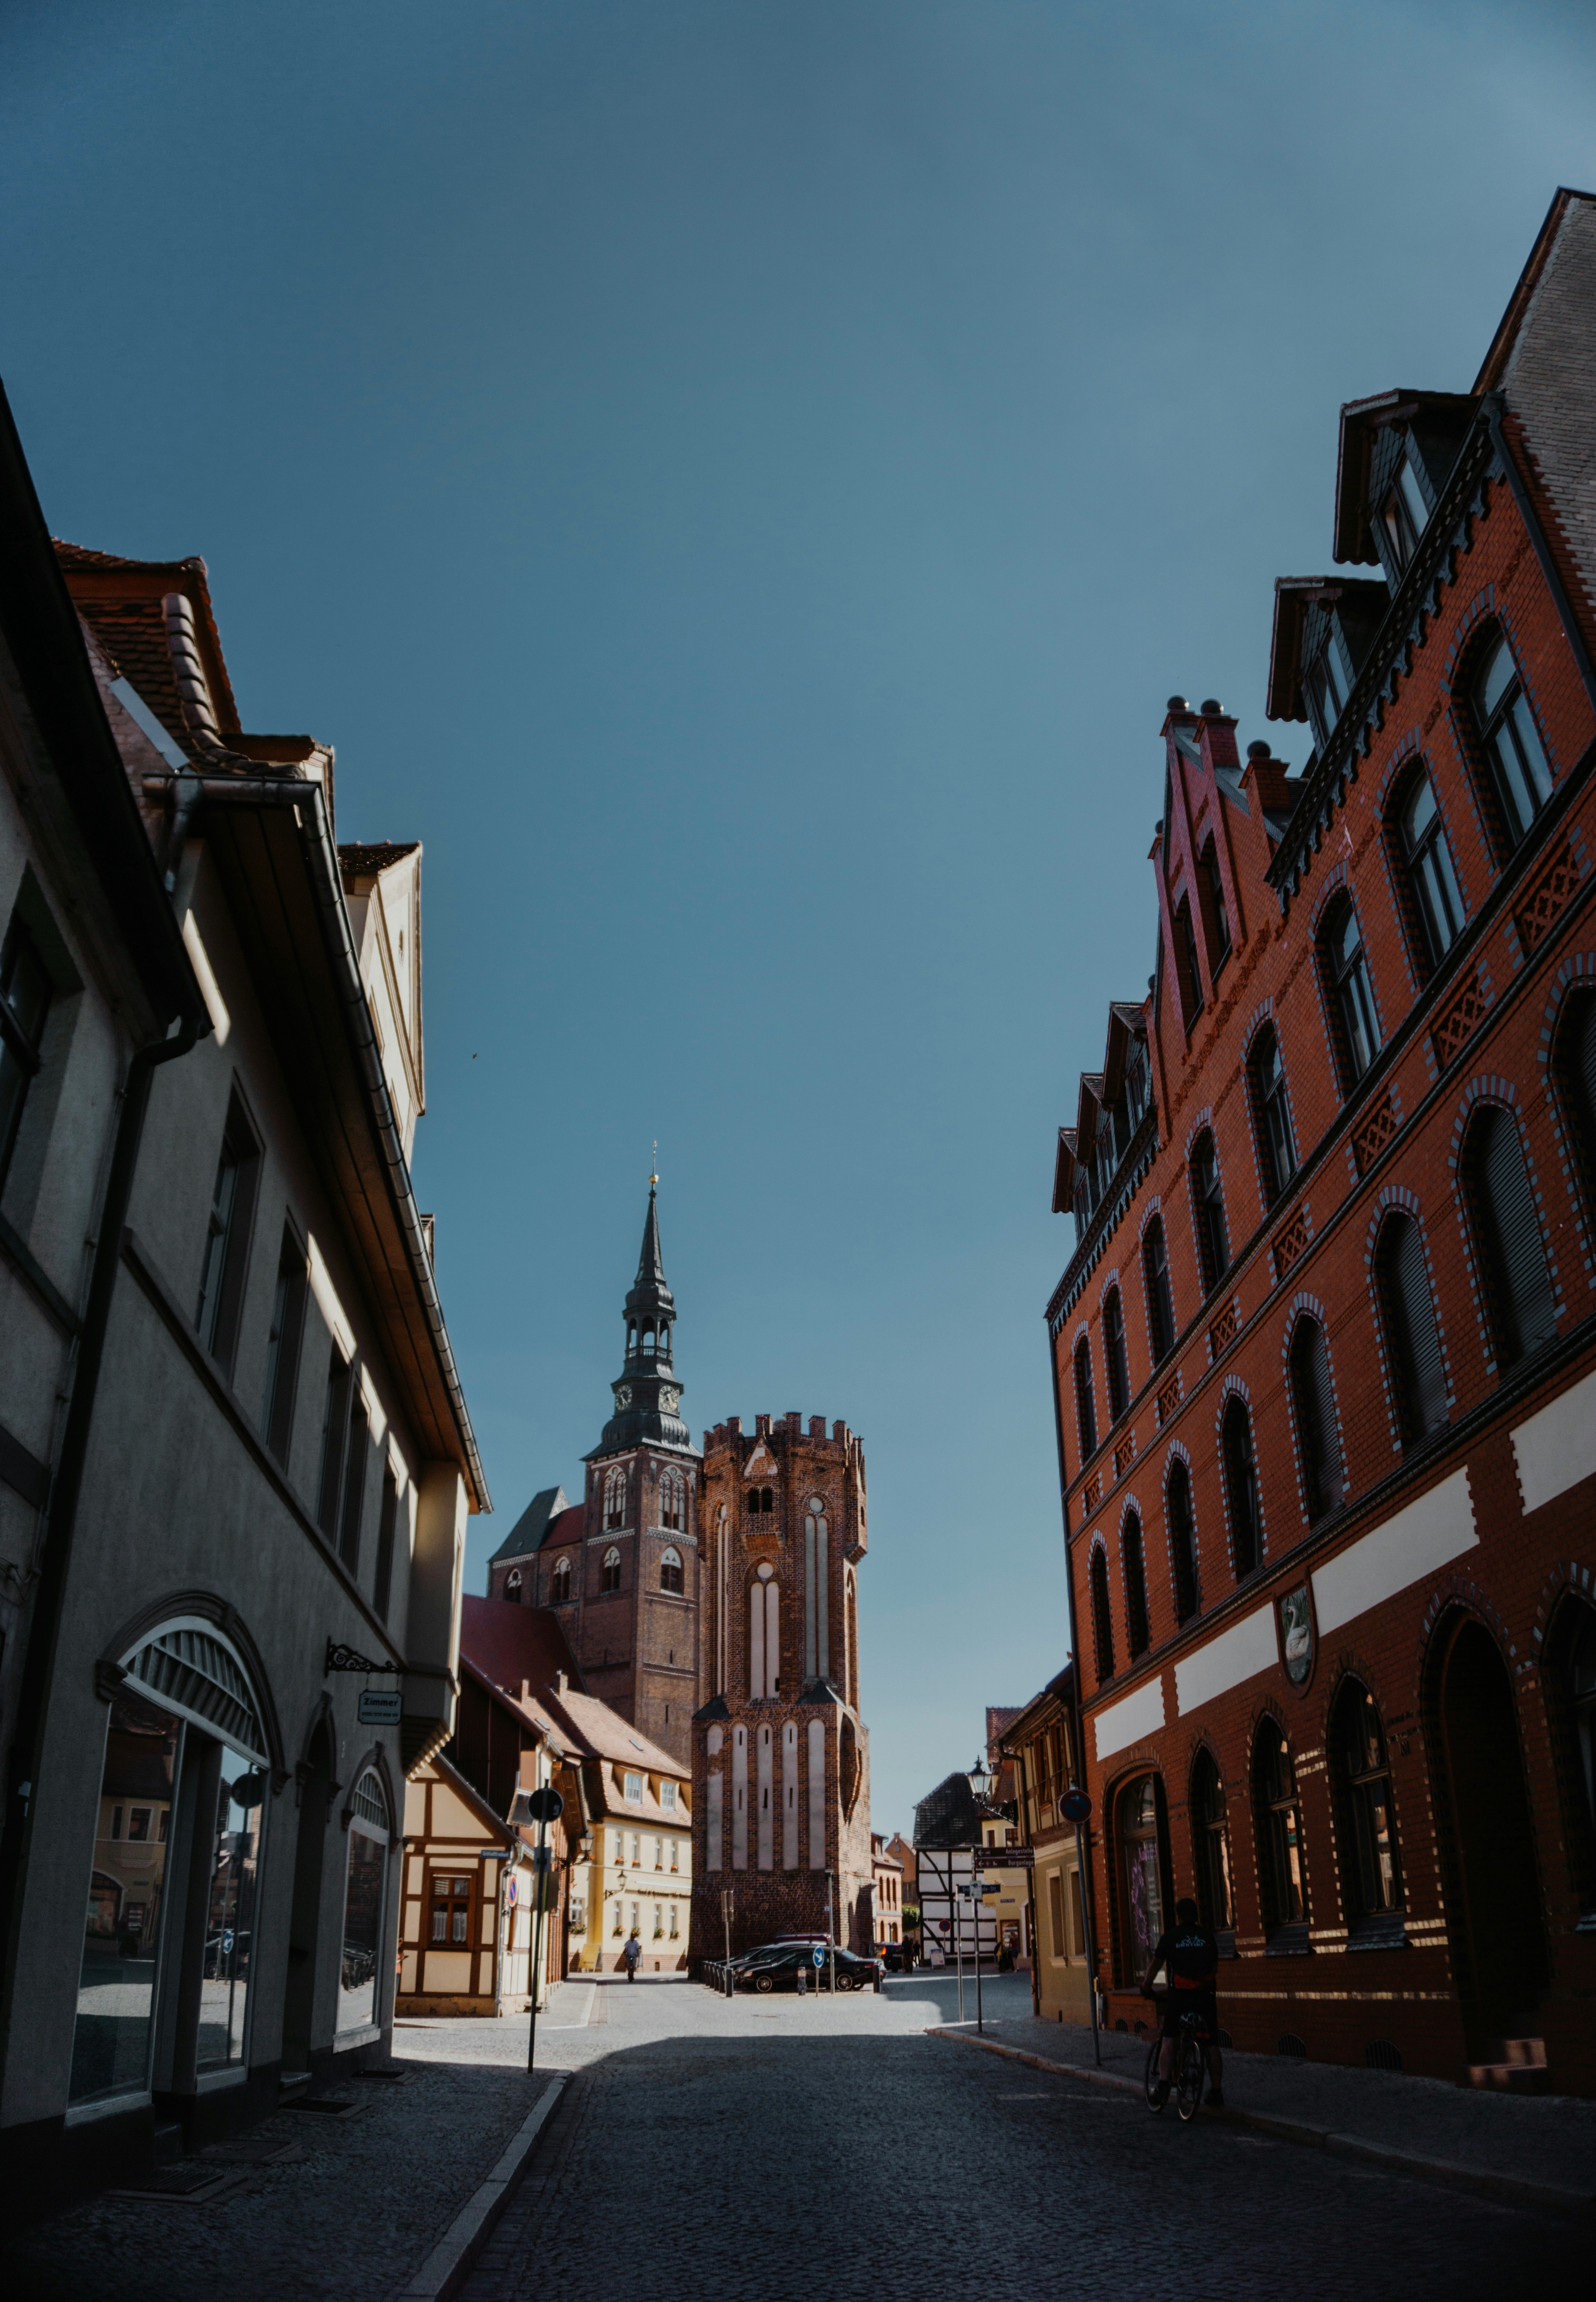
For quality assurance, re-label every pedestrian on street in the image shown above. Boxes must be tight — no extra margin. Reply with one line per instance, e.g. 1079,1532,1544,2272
622,1928,642,1981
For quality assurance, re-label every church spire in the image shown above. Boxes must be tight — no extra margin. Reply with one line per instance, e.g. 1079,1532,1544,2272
590,1178,692,1458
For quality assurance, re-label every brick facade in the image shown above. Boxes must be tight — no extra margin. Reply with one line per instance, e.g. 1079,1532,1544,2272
1047,192,1596,2094
687,1413,874,1960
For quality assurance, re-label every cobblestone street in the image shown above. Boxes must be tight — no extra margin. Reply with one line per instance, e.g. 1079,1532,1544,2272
7,1975,1589,2302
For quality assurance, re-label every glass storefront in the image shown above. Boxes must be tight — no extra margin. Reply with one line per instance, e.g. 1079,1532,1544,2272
197,1750,264,2070
337,1770,390,2035
69,1689,181,2105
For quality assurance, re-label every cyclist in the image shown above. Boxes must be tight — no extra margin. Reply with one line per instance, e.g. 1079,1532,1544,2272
1141,1897,1224,2109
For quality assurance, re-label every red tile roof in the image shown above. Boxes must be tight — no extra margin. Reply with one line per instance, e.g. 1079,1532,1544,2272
54,541,239,742
541,1504,585,1549
459,1596,583,1703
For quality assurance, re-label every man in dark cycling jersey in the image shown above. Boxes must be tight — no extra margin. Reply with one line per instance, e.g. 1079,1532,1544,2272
1141,1897,1224,2108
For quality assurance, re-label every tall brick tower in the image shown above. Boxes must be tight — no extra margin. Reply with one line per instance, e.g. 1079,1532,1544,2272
487,1179,702,1764
687,1412,872,1961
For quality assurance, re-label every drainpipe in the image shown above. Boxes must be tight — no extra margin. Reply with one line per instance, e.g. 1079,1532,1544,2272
0,1013,207,2048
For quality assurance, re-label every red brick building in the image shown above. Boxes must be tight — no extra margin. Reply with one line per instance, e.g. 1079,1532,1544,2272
1047,190,1596,2093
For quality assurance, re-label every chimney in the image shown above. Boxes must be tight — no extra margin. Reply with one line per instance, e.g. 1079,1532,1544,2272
556,1670,568,1696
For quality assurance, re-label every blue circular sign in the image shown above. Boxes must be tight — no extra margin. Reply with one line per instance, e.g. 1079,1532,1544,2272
1059,1787,1093,1823
813,1946,825,1967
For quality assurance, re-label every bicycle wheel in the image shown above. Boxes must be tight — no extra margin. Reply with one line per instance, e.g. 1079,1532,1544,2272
1143,2033,1165,2111
1175,2029,1204,2122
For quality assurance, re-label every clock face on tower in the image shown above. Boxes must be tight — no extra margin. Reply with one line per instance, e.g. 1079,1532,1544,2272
661,1386,680,1411
615,1386,632,1407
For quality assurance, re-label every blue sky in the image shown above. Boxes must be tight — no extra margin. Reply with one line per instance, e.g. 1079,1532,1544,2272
4,2,1593,1835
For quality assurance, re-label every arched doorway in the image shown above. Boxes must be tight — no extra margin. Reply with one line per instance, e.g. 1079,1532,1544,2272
282,1717,335,2077
1115,1774,1169,1988
1435,1615,1547,2049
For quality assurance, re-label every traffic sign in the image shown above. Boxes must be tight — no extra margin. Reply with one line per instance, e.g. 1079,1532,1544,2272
812,1946,825,1968
979,1847,1034,1867
1059,1787,1093,1823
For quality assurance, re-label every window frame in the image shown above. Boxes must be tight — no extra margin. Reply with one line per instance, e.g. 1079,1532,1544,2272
1374,1211,1448,1446
1142,1216,1176,1368
1189,1747,1232,1934
1121,1510,1150,1659
1463,1103,1558,1371
551,1556,573,1603
195,1091,262,1379
1190,1131,1229,1298
1073,1336,1098,1463
601,1546,623,1595
1393,768,1464,977
1469,628,1553,855
1088,1545,1115,1684
0,917,53,1199
1319,894,1381,1090
1196,837,1232,973
1221,1395,1262,1579
1252,1722,1307,1936
1330,1680,1402,1927
1248,1025,1296,1208
659,1544,684,1595
261,1223,309,1463
1287,1315,1343,1524
1166,1456,1199,1624
1102,1287,1130,1426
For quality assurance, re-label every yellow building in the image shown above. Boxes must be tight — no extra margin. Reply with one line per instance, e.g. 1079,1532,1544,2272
538,1684,692,1973
1004,1667,1093,2024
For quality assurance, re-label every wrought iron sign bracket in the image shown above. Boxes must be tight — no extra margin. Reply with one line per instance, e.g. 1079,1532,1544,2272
325,1638,403,1677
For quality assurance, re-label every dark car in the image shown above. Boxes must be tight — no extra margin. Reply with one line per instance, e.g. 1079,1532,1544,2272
734,1943,879,1993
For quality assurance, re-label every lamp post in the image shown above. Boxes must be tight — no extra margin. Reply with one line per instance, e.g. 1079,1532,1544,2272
511,1782,565,2074
968,1753,993,2035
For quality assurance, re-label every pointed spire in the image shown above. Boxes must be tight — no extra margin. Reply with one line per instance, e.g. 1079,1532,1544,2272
636,1176,666,1289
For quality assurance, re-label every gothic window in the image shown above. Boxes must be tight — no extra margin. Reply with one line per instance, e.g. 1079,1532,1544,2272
603,1466,628,1530
1553,988,1596,1215
1288,1316,1343,1522
1320,895,1380,1089
803,1498,831,1682
1249,1027,1295,1207
1190,1130,1228,1296
1253,1721,1307,1934
505,1568,522,1594
1374,1212,1447,1443
1197,838,1231,969
1471,630,1552,851
1173,893,1203,1029
658,1469,685,1532
1189,1747,1232,1931
1167,1457,1199,1624
1221,1395,1262,1578
1088,1546,1115,1684
1463,1106,1557,1369
601,1546,622,1594
1330,1680,1402,1923
1074,1338,1097,1462
551,1557,572,1604
1142,1217,1175,1368
1395,770,1463,974
1103,1288,1130,1425
660,1545,684,1595
1121,1511,1150,1659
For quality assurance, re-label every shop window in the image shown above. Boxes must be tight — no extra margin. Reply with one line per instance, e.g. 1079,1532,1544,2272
339,1770,391,2035
1374,1212,1448,1443
1463,1106,1557,1369
1190,1131,1229,1296
1190,1749,1232,1932
1288,1316,1343,1522
1253,1722,1307,1934
1330,1682,1402,1924
1103,1287,1130,1425
69,1689,182,2105
1142,1216,1175,1367
1118,1775,1167,1986
1221,1396,1262,1578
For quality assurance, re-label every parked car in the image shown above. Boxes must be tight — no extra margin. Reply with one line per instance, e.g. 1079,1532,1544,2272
734,1944,879,1993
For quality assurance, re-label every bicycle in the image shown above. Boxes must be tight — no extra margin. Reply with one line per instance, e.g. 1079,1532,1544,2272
1143,2002,1209,2122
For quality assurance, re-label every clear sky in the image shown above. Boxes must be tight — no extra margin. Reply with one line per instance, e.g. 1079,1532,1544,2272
4,2,1594,1836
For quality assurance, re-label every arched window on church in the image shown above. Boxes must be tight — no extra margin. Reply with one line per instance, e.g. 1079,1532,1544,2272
601,1546,622,1594
551,1558,572,1604
659,1469,684,1532
660,1545,684,1595
505,1567,521,1594
604,1466,627,1530
803,1495,830,1683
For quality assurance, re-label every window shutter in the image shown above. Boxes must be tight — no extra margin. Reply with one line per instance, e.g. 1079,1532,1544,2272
1384,1217,1447,1441
1475,1108,1556,1365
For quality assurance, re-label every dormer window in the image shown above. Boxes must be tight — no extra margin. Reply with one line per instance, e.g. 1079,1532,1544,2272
1305,625,1353,748
1378,453,1431,576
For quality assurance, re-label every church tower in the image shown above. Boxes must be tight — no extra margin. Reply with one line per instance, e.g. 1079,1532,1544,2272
486,1180,702,1765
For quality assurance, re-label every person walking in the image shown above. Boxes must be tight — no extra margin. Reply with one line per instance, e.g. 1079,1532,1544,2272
622,1928,642,1981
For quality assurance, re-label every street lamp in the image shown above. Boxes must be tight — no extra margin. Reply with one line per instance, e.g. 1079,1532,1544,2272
510,1781,565,2073
966,1753,994,2033
968,1753,994,1800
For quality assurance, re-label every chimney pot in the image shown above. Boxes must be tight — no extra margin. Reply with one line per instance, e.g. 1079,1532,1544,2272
1199,698,1223,716
1166,695,1189,713
1247,738,1272,760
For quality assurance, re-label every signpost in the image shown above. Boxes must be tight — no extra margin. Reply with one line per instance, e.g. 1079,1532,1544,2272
357,1689,402,1725
977,1844,1034,1867
511,1783,564,2074
1060,1786,1100,2067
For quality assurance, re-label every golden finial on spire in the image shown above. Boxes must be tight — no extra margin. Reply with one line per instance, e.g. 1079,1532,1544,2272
651,1138,659,1188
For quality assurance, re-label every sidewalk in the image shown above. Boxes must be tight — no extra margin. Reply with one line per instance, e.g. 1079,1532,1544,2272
927,2009,1596,2214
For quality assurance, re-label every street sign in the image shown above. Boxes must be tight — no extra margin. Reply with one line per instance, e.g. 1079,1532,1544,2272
812,1946,825,1968
505,1877,519,1908
979,1847,1034,1867
1059,1787,1093,1823
357,1690,402,1724
524,1785,564,1824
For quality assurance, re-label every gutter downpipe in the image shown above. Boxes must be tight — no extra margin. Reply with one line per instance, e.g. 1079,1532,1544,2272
0,1013,206,2058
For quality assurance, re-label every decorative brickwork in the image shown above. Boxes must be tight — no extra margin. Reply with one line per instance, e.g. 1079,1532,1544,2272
1113,1431,1137,1479
1351,1092,1398,1175
1515,838,1580,954
1207,1298,1239,1360
1270,1203,1312,1283
1429,970,1489,1070
1156,1371,1182,1427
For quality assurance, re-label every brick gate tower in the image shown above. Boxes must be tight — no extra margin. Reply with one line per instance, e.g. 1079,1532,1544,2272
487,1179,702,1765
687,1413,873,1960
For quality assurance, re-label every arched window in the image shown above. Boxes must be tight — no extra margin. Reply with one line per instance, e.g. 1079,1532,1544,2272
340,1768,391,2036
1374,1212,1447,1443
551,1557,572,1604
1118,1775,1166,1985
1553,988,1596,1211
1167,1457,1198,1624
1249,1027,1295,1206
1173,894,1203,1029
1073,1338,1098,1462
601,1546,622,1594
1190,1131,1228,1296
641,1325,655,1357
1396,771,1463,972
603,1466,627,1530
1197,838,1231,968
505,1567,522,1594
1221,1395,1262,1578
660,1545,684,1595
1321,895,1380,1086
1142,1217,1175,1368
1253,1721,1306,1934
659,1469,684,1532
1330,1680,1401,1923
1471,630,1552,849
1189,1748,1232,1931
1088,1546,1115,1684
746,1485,775,1518
1102,1289,1129,1425
803,1496,831,1683
1288,1316,1343,1522
1463,1106,1557,1368
1121,1511,1150,1659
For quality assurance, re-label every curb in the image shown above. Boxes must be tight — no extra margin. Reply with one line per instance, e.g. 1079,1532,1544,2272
393,2072,570,2300
926,2029,1596,2222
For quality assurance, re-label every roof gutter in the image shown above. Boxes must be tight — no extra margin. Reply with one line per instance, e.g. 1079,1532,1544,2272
192,773,490,1511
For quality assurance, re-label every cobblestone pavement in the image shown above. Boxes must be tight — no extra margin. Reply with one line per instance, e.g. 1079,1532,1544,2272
7,1976,1589,2301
